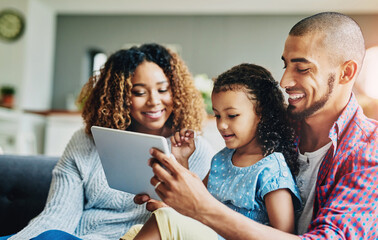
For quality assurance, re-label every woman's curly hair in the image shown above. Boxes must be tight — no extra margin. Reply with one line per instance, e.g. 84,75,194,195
77,43,206,136
213,63,299,175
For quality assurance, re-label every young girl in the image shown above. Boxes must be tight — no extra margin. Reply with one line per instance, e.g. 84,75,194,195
123,63,302,239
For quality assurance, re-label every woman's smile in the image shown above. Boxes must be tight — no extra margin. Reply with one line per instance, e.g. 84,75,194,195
142,109,166,119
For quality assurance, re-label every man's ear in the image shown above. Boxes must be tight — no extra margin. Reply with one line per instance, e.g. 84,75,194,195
340,60,358,84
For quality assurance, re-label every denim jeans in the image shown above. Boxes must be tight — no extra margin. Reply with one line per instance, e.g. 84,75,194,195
0,230,81,240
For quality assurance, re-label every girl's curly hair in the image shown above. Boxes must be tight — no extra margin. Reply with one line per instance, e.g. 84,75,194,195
213,63,299,175
77,43,206,136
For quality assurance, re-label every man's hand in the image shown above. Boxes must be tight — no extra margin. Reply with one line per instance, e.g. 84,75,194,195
149,148,215,219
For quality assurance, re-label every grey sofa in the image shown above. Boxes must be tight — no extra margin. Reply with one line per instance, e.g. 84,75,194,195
0,154,59,236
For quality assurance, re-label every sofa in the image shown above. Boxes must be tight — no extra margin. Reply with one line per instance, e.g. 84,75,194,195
0,154,59,236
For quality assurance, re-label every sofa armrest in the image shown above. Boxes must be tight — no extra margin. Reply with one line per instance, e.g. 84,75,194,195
0,155,59,235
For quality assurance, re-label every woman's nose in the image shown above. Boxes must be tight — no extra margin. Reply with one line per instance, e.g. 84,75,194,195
147,91,161,105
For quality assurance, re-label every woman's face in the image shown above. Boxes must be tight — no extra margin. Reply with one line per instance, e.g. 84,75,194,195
130,61,173,136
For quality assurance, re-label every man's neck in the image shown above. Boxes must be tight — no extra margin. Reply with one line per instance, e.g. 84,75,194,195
298,109,341,154
299,122,331,154
298,91,352,154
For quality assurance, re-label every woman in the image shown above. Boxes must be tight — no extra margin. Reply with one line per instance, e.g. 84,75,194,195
6,43,213,240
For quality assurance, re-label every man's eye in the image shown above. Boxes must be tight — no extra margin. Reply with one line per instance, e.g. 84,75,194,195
297,68,310,73
214,114,220,119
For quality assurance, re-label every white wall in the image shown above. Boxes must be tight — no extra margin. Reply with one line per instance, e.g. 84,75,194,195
0,0,28,109
0,0,56,111
21,0,56,110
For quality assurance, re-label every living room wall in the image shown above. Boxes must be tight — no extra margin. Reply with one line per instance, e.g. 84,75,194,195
52,14,378,109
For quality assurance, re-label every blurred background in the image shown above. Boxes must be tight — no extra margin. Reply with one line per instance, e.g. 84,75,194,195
0,0,377,156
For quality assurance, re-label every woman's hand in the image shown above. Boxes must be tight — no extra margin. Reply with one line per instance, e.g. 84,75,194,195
170,129,196,169
148,148,215,219
133,194,168,212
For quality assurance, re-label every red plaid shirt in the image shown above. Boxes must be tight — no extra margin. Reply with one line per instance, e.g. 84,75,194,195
298,94,378,239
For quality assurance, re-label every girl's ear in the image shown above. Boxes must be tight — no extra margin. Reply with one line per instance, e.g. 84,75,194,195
339,60,358,84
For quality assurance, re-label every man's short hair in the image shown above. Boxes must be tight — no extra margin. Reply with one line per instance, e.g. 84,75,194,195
289,12,365,68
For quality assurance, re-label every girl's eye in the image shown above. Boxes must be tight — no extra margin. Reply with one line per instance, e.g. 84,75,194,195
228,114,239,118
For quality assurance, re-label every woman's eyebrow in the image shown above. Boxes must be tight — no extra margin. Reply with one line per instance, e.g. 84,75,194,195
156,81,169,85
132,81,169,87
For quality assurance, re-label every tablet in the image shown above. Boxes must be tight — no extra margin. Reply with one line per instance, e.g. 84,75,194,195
91,126,170,200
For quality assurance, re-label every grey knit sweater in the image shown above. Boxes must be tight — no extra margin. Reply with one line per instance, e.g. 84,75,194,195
10,129,214,240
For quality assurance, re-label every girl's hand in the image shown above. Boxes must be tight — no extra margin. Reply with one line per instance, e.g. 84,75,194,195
170,129,196,169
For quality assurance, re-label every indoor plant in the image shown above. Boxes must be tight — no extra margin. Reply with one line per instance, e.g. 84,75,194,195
0,85,16,108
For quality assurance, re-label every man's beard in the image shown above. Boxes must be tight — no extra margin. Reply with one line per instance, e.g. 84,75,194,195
288,73,335,120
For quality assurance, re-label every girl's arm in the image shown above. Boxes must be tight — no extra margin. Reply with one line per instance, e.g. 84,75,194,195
264,189,295,233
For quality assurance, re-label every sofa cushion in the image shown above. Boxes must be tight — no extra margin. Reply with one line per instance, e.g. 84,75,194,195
0,155,59,235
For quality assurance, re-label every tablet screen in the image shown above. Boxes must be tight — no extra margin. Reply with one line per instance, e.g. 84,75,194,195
91,126,170,200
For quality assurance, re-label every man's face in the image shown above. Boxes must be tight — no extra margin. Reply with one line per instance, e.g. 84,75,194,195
280,34,337,120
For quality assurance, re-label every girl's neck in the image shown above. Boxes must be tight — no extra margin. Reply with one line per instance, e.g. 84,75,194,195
232,144,264,168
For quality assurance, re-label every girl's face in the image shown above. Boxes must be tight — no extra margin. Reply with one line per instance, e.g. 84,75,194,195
130,61,173,136
212,89,260,152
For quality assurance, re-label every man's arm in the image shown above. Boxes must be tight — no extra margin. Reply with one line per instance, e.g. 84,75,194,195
150,148,300,240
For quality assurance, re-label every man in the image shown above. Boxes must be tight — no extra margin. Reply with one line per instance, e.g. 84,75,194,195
142,12,378,239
